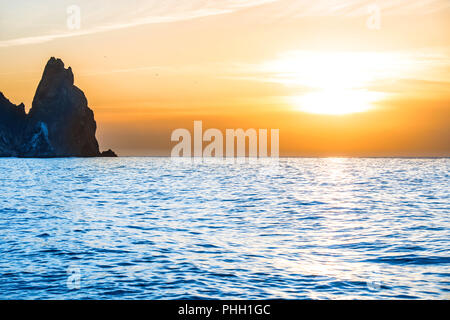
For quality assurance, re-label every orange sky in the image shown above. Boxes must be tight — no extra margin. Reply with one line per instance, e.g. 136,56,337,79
0,0,449,156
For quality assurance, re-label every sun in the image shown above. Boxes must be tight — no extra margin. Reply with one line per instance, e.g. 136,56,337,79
262,51,401,115
289,90,384,115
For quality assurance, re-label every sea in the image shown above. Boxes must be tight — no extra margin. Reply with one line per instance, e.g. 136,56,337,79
0,157,448,299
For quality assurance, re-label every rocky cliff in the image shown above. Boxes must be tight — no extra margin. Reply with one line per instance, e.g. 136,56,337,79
0,93,27,157
0,57,116,157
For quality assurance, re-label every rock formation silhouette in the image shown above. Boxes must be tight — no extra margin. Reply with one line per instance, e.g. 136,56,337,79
0,57,116,157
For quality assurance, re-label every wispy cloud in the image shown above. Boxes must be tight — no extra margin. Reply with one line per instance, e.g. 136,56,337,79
273,0,450,17
1,0,448,48
0,0,277,48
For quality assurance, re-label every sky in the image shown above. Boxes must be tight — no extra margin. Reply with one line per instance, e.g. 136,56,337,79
0,0,449,156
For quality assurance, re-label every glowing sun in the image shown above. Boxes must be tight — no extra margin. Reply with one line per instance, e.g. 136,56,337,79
262,51,402,115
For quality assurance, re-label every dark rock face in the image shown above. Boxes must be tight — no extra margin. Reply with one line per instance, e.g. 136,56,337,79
0,93,27,157
101,149,118,157
0,57,116,158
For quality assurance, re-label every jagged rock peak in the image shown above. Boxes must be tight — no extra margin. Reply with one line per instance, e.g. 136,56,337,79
0,57,117,158
0,92,25,114
0,91,26,118
42,57,74,84
31,57,74,112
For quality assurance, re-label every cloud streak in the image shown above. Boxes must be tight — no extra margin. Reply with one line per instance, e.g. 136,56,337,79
0,0,277,48
1,0,448,48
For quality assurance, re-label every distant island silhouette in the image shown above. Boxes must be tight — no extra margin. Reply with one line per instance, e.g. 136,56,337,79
0,57,116,158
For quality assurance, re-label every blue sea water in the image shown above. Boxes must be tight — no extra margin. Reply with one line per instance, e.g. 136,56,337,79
0,157,448,300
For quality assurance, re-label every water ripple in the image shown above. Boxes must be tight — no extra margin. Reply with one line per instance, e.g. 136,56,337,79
0,158,449,299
